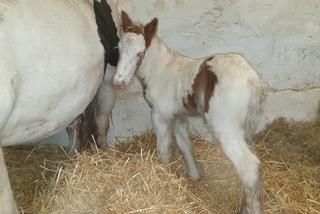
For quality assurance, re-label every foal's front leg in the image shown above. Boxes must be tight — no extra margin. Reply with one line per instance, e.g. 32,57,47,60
94,65,116,147
152,110,173,164
174,118,200,180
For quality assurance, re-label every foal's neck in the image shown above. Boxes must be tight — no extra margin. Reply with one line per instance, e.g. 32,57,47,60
137,36,181,85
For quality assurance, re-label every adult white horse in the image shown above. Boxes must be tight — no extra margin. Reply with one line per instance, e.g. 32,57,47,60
0,0,116,213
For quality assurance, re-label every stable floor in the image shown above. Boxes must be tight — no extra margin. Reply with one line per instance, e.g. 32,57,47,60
4,119,320,213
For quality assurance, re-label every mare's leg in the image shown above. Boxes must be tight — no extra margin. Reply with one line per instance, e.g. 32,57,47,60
66,115,84,156
94,64,116,147
174,118,200,180
67,64,116,151
152,110,173,164
0,147,18,214
0,80,18,213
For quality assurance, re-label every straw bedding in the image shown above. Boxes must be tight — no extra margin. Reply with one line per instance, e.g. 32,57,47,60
4,118,320,213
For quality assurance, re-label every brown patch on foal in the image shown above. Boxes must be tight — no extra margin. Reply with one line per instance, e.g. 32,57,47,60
121,11,158,48
183,56,218,113
143,17,158,48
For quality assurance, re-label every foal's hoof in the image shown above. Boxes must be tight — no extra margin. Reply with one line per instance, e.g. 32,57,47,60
237,207,246,214
237,201,262,214
188,170,201,181
68,148,80,157
237,205,250,214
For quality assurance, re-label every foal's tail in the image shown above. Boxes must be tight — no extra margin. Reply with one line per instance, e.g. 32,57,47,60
245,79,267,142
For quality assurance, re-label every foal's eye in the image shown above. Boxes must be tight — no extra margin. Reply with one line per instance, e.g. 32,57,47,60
137,52,144,58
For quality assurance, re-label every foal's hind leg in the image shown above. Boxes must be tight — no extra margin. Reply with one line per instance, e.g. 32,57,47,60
174,118,200,180
218,131,261,214
207,116,262,213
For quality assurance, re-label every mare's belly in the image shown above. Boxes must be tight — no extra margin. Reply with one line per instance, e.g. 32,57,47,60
0,0,105,146
1,62,104,146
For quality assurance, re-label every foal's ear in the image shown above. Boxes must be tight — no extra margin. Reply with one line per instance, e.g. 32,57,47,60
121,10,134,32
144,17,158,48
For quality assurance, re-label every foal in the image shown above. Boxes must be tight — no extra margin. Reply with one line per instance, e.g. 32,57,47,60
114,11,265,214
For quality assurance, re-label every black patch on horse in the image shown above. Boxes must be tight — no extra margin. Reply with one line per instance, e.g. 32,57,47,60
94,0,119,68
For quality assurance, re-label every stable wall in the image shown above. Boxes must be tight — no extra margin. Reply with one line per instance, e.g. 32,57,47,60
107,0,320,139
48,0,320,144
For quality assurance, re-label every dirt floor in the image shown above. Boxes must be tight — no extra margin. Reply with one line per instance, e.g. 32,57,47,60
4,118,320,214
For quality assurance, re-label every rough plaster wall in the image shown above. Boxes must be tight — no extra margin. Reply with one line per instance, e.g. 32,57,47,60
46,0,320,145
110,0,320,138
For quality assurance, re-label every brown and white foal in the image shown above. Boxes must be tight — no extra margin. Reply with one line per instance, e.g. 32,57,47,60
114,11,265,214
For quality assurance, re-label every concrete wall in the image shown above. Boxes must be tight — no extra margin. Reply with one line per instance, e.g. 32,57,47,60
47,0,320,145
107,0,320,139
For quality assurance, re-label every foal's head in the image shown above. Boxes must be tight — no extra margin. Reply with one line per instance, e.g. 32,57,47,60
113,11,158,89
